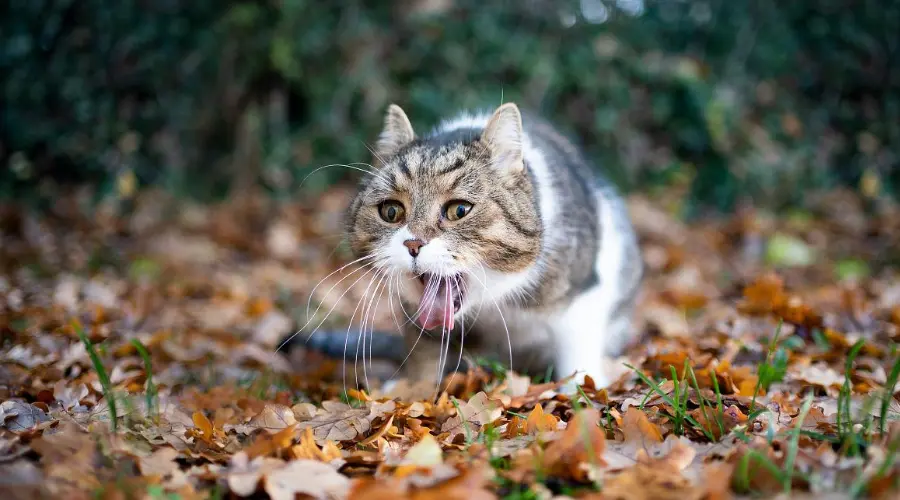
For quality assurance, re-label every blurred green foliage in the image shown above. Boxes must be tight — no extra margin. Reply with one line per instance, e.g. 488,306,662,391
2,0,898,213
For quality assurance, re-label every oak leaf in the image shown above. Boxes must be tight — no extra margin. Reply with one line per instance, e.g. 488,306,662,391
525,404,559,433
541,408,607,482
263,459,350,500
441,392,503,439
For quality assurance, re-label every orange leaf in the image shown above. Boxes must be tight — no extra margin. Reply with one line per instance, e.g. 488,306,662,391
348,466,496,500
359,414,394,446
525,404,558,434
622,407,663,443
292,427,342,462
245,423,296,459
542,408,606,482
192,411,213,442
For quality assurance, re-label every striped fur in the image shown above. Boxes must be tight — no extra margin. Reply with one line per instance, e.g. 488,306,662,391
345,103,643,387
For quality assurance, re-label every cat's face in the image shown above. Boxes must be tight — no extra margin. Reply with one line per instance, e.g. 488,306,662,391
346,103,542,331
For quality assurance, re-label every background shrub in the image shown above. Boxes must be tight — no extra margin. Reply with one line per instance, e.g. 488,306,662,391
2,0,897,213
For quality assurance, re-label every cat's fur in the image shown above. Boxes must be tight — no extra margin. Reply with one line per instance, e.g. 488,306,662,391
344,103,642,387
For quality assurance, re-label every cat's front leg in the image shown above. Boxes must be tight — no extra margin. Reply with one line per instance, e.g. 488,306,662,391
552,285,618,391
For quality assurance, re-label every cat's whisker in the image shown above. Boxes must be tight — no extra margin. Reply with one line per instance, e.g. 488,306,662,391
470,262,513,372
275,260,377,352
387,272,405,333
362,142,389,168
298,163,391,190
305,254,378,325
301,262,382,344
357,273,381,391
361,269,390,390
346,266,387,391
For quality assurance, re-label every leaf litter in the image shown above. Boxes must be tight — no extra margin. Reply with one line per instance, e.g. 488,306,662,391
1,187,900,499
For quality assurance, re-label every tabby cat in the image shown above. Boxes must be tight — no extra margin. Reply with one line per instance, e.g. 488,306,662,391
333,102,643,388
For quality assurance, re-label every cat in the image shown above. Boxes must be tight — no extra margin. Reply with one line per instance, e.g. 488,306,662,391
297,102,643,389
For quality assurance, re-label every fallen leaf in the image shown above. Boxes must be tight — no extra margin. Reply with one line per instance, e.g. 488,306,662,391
225,451,286,496
622,407,664,444
0,400,51,432
525,404,558,433
264,459,350,500
401,433,443,467
297,400,393,445
542,408,607,482
441,392,503,438
248,404,298,432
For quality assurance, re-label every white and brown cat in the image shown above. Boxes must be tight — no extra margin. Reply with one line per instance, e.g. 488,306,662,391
299,102,643,389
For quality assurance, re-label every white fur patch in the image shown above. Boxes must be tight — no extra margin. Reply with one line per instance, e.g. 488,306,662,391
387,225,416,271
553,192,632,388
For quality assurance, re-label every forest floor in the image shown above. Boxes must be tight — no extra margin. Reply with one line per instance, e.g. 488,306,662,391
1,186,899,499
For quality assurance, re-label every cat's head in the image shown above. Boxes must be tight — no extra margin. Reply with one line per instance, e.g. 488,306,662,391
345,103,542,331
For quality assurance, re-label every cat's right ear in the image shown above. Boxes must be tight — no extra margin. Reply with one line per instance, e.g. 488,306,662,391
375,104,415,161
481,103,525,176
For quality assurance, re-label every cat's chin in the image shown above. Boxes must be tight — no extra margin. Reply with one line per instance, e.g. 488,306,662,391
412,272,466,331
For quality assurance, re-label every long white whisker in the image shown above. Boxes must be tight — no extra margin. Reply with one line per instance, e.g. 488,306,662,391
360,270,389,390
301,263,381,343
275,261,377,352
305,254,377,323
299,163,391,190
346,267,385,391
470,262,513,372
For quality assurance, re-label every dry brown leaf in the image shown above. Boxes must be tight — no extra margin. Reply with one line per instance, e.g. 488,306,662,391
225,452,286,496
263,459,350,500
599,462,703,500
0,400,51,433
542,408,607,482
441,392,503,438
292,427,342,462
622,407,664,444
348,465,496,500
525,404,559,433
248,404,298,432
400,433,443,468
244,424,296,458
30,423,102,496
297,400,394,445
503,371,531,397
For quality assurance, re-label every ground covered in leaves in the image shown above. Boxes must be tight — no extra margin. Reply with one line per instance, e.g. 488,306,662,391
1,187,899,499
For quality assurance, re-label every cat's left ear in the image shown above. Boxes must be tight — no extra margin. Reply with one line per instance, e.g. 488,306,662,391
481,103,524,175
376,104,415,160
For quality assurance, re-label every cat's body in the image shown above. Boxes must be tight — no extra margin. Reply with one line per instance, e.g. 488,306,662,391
342,103,642,388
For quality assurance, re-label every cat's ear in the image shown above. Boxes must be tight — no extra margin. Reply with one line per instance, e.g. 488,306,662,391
481,103,524,175
376,104,415,160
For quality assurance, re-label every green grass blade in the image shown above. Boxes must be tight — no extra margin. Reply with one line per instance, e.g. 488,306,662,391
130,338,157,420
752,320,784,412
881,353,900,435
783,392,814,493
74,320,117,431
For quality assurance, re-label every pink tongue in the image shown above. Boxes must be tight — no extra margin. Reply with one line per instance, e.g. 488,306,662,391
416,279,455,331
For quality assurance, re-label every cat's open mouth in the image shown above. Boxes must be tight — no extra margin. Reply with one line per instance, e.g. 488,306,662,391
414,273,465,331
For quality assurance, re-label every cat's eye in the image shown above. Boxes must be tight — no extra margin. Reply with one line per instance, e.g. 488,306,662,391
444,200,473,221
378,201,405,223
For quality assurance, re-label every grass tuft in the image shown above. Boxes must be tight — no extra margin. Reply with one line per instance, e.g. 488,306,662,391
131,339,157,421
74,319,118,431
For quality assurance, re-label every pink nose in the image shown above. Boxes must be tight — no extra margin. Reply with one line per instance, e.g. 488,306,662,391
403,239,425,257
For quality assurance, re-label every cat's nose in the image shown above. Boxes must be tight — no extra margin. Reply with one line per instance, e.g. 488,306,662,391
403,238,425,257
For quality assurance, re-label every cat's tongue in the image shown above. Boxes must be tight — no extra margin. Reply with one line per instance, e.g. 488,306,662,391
416,276,456,331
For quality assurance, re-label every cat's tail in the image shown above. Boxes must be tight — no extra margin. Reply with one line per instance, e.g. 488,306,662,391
278,329,406,362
